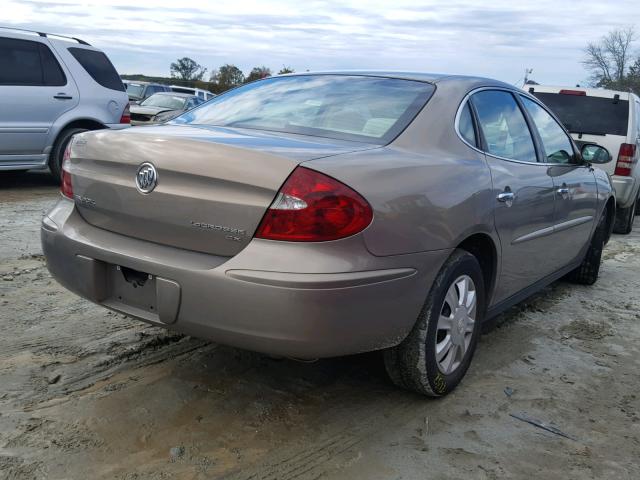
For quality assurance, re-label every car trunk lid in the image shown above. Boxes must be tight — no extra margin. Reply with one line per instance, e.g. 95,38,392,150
68,125,377,256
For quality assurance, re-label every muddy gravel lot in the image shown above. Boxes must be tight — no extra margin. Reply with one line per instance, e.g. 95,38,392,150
1,171,639,480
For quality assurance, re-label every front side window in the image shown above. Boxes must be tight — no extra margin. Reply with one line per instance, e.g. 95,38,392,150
520,96,574,164
471,90,537,162
68,47,124,91
172,75,435,144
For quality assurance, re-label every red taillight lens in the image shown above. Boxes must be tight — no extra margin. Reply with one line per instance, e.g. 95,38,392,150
614,143,637,176
559,89,586,96
120,102,131,124
255,166,373,242
61,142,73,199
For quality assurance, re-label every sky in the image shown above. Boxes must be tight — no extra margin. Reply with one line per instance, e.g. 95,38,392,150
3,0,640,86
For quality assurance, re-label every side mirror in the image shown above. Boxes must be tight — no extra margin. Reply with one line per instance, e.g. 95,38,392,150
581,143,612,164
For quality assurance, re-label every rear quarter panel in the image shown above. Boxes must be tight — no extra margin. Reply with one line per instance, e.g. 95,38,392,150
305,79,498,257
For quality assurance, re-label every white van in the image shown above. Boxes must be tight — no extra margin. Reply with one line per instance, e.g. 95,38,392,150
527,85,640,233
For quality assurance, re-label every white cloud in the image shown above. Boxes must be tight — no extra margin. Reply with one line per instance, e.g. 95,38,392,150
4,0,640,85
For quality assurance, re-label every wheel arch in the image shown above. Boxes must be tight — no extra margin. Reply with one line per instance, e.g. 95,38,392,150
455,233,498,307
47,118,107,155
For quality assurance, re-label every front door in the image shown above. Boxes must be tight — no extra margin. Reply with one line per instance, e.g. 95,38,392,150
519,95,598,265
470,89,558,303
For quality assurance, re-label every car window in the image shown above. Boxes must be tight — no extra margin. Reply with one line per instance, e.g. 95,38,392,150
471,90,537,162
172,75,435,145
520,96,574,164
458,102,477,147
67,47,124,91
0,37,65,86
532,92,629,137
141,94,187,110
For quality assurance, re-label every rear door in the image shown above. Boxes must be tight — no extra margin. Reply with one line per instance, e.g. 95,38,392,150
519,95,598,265
0,36,79,158
470,89,557,303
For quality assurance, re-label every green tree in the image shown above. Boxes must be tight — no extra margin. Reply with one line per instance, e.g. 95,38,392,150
170,57,207,81
278,66,295,75
583,27,636,88
212,64,245,91
245,66,272,83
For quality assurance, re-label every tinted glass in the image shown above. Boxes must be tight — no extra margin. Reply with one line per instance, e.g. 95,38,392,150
0,38,43,85
533,92,629,136
521,96,574,163
459,102,476,146
471,90,536,161
68,47,124,91
39,44,66,86
172,75,435,144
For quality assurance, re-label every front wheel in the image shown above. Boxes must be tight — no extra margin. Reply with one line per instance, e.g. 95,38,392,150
384,250,485,397
49,128,88,183
567,206,608,285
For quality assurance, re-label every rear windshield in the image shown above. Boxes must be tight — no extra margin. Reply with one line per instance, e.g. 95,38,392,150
533,92,629,136
68,47,124,91
171,75,435,144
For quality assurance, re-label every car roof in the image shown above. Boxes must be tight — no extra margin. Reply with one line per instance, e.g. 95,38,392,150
281,70,514,88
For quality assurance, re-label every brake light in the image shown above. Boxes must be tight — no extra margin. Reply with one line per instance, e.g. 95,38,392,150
255,167,373,241
120,102,131,124
61,142,73,199
614,143,637,176
559,89,586,96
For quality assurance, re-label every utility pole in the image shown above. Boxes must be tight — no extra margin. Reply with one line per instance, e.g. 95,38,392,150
523,68,533,86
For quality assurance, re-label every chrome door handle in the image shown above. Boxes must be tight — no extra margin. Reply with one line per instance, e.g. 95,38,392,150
497,192,515,206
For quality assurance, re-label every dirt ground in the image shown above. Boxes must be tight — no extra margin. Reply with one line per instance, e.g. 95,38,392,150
1,171,639,480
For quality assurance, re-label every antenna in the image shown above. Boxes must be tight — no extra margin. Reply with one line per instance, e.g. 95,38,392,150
523,68,533,87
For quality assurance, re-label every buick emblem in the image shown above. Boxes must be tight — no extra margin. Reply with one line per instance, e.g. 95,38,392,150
135,162,158,194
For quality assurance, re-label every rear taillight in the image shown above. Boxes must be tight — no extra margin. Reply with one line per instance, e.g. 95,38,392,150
120,102,131,124
614,143,637,176
61,142,73,199
255,166,373,242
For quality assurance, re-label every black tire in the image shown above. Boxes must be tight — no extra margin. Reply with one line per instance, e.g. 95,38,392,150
567,206,608,285
613,198,636,234
48,128,87,182
384,249,485,397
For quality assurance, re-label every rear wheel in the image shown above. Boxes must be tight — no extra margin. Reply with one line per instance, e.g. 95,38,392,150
384,250,485,396
613,197,636,234
567,206,608,285
49,128,87,183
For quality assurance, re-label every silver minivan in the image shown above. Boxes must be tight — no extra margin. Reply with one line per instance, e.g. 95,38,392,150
0,27,130,180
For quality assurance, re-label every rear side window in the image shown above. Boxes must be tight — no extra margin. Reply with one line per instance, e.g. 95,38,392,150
0,37,66,86
458,102,477,146
533,92,629,136
471,90,537,162
68,47,124,91
520,96,574,164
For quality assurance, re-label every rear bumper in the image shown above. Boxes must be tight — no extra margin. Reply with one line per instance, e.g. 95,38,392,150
611,175,638,207
41,199,448,358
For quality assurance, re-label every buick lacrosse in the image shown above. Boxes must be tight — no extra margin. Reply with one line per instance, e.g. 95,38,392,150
42,72,615,396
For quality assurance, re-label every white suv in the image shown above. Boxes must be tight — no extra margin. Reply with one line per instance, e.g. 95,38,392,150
527,85,640,233
0,27,130,180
